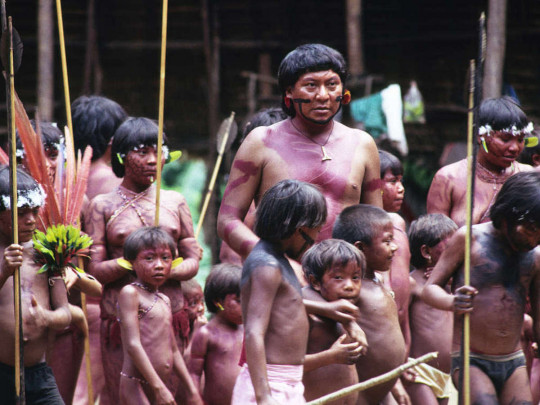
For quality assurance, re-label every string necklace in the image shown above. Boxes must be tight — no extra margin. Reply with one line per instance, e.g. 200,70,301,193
115,186,150,226
290,120,334,162
131,282,160,319
476,161,515,223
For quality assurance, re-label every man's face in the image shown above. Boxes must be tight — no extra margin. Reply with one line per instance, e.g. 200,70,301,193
482,131,526,169
286,70,343,124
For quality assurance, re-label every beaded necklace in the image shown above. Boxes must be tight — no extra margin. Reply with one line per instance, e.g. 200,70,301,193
131,282,160,319
109,186,150,226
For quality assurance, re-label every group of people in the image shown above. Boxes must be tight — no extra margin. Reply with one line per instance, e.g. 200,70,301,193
0,42,539,405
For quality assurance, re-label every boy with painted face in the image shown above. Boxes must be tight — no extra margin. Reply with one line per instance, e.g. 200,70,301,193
218,43,382,263
188,263,243,405
117,226,201,405
422,171,540,403
0,166,71,404
333,204,408,405
302,239,366,404
427,96,534,227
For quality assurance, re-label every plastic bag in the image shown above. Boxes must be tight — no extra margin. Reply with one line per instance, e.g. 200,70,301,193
403,81,425,124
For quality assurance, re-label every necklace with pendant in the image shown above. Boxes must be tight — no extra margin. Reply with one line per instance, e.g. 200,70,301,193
476,161,515,222
291,120,334,162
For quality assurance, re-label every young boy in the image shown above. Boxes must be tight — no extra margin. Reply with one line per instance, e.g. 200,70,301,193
333,204,407,405
189,263,243,405
379,149,411,353
231,179,327,404
181,278,208,345
117,226,202,405
407,214,458,405
0,165,72,403
302,239,366,404
422,171,540,403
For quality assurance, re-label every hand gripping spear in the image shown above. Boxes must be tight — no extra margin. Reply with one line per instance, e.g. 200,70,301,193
0,3,25,402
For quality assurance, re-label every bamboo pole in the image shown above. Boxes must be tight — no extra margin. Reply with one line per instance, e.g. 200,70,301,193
306,352,438,405
7,17,24,404
195,112,235,239
461,59,476,405
154,0,168,226
55,3,93,402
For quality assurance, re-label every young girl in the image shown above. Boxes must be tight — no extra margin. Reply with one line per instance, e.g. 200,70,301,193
189,263,243,405
117,226,201,405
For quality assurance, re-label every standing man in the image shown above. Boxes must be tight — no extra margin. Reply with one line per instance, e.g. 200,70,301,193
218,44,382,262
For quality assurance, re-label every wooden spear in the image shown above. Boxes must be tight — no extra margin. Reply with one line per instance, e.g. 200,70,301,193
195,112,236,239
54,1,94,402
306,352,438,405
154,0,169,225
1,6,25,401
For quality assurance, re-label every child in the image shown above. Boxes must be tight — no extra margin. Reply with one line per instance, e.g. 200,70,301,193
407,214,458,405
231,179,327,404
379,149,411,354
427,96,534,227
117,226,202,405
302,239,366,404
189,263,243,405
518,129,540,168
182,278,208,345
422,171,540,403
333,204,407,405
0,165,71,403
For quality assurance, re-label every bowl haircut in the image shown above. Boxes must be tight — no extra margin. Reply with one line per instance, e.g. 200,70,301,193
278,44,347,118
332,204,392,246
111,117,169,178
0,165,43,211
490,171,540,230
123,226,176,262
302,238,366,284
477,96,528,131
379,149,403,177
254,179,327,243
408,213,457,269
204,263,242,313
72,95,128,161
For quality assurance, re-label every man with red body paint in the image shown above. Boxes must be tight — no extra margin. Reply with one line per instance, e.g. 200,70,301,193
217,44,382,267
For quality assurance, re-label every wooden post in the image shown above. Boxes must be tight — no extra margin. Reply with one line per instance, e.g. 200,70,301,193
483,0,507,99
37,0,54,121
346,0,364,76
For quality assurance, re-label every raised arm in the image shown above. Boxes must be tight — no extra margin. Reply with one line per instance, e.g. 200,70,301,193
171,194,200,281
217,131,264,260
84,198,128,284
243,264,282,405
422,229,477,313
426,168,452,217
359,134,383,208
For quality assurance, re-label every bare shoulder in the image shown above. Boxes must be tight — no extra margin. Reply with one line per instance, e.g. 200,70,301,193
87,190,118,214
237,126,272,157
434,159,467,181
161,188,187,204
389,213,406,232
516,162,534,172
119,283,138,299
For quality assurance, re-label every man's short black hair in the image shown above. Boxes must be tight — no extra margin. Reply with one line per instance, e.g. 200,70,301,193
278,44,347,117
72,95,128,161
254,179,327,242
302,239,365,284
408,214,457,269
111,117,169,178
204,263,242,313
123,226,176,262
490,171,540,229
478,96,528,132
332,204,391,246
